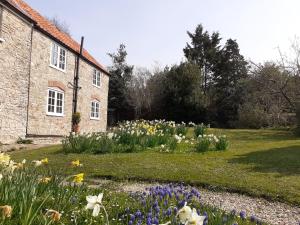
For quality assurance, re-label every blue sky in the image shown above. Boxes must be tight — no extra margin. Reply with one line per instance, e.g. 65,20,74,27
26,0,300,68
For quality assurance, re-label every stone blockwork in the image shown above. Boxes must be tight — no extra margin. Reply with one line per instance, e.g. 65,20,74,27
0,7,32,143
0,5,109,143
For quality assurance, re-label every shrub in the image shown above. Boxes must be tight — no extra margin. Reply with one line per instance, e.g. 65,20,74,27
16,137,33,144
214,136,229,151
72,112,81,125
195,136,211,152
176,124,188,135
194,124,207,137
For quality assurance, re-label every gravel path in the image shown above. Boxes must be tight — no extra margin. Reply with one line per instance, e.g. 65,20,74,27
90,179,300,225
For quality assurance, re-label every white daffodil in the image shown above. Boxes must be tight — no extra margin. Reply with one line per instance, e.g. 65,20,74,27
85,193,103,217
32,160,42,167
186,208,206,225
0,174,3,181
22,159,26,164
177,202,192,224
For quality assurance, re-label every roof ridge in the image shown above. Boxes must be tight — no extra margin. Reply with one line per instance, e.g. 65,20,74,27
6,0,108,74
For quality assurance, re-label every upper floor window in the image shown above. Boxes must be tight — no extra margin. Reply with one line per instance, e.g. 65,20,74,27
47,88,64,116
93,69,101,87
90,100,100,120
50,43,66,71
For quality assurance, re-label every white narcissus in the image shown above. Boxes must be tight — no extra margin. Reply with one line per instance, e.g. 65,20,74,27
177,202,192,223
186,208,206,225
85,193,103,217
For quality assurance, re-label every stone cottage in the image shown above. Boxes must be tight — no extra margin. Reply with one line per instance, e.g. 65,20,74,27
0,0,110,144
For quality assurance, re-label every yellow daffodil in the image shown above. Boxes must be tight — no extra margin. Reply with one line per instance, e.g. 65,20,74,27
71,160,82,167
0,205,12,218
73,173,84,183
39,177,52,184
41,158,48,164
0,153,10,166
46,209,61,222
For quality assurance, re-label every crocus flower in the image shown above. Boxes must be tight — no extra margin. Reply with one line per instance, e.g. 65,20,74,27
240,211,246,220
85,193,103,217
46,209,61,222
0,205,12,218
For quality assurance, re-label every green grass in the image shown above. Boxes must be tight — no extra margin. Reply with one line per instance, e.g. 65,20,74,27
10,129,300,206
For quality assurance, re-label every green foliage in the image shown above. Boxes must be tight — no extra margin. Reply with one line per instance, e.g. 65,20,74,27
194,124,207,137
215,136,229,151
176,124,188,135
195,137,211,152
296,103,300,136
16,137,33,144
72,112,81,125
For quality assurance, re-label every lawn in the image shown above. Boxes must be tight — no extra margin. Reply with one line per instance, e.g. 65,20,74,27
10,128,300,206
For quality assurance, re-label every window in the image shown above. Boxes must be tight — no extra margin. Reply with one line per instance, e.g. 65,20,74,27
90,100,100,119
50,43,66,71
93,69,101,87
47,89,64,116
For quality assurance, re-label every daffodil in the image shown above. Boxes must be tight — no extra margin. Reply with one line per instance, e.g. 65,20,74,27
0,153,10,166
186,208,206,225
41,158,48,164
0,205,12,218
177,202,192,223
73,173,84,183
46,209,61,222
85,193,103,217
39,177,52,184
71,160,82,167
32,160,42,167
0,174,3,181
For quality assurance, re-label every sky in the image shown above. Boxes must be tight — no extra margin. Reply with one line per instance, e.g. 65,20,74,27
25,0,300,69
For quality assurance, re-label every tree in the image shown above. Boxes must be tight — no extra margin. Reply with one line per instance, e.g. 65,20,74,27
108,44,134,123
47,16,71,36
212,39,248,127
160,62,206,122
184,24,221,95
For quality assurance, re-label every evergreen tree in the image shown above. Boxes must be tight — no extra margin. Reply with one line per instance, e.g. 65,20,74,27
108,44,134,122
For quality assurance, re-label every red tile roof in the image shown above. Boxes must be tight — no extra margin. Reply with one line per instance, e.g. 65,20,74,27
6,0,109,74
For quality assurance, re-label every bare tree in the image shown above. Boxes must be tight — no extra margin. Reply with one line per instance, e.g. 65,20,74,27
47,16,71,36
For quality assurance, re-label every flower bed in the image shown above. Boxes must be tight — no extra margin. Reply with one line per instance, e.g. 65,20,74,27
0,152,261,225
62,120,229,154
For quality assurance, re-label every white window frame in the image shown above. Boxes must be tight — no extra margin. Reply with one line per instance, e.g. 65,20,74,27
50,42,67,72
90,100,100,120
92,69,101,88
46,88,64,117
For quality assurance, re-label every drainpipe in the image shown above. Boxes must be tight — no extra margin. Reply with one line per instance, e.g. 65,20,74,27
72,36,84,116
25,24,34,136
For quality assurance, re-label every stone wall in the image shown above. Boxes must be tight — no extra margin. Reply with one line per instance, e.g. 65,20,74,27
77,60,109,133
0,7,32,143
26,30,109,136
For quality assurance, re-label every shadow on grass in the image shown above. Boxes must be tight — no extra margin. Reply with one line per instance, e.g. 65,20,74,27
229,145,300,175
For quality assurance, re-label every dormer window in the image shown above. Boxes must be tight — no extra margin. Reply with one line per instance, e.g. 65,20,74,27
93,69,101,87
50,42,66,71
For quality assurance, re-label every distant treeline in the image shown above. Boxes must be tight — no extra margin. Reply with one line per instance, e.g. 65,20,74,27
107,24,300,129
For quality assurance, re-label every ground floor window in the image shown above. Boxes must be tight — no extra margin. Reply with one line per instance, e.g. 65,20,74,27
47,88,64,116
90,100,100,120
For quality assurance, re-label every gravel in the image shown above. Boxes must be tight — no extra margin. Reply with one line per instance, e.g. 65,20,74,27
90,179,300,225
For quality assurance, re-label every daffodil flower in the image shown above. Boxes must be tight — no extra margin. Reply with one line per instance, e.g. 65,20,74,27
39,177,52,184
71,160,82,167
85,193,103,217
0,174,3,181
177,202,192,223
41,158,48,164
73,173,84,183
186,208,206,225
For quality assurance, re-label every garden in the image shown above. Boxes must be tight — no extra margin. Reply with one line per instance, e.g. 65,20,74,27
3,120,300,224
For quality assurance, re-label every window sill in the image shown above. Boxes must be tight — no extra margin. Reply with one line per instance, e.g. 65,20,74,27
49,64,66,73
92,84,101,89
0,38,5,43
90,117,100,121
47,113,64,117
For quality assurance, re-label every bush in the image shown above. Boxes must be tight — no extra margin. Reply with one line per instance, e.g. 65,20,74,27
214,136,229,151
176,124,188,136
194,124,207,137
16,137,33,144
195,137,211,152
72,112,81,125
